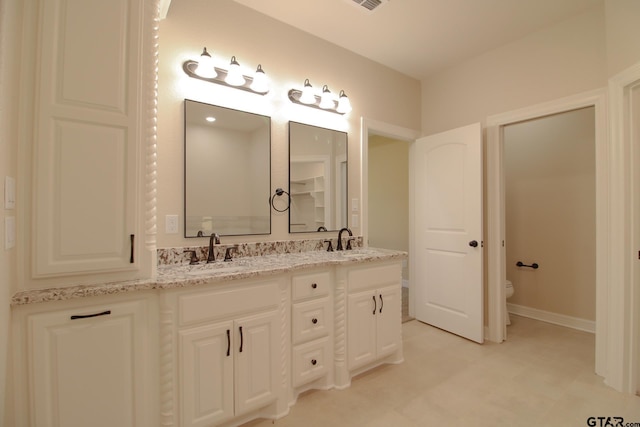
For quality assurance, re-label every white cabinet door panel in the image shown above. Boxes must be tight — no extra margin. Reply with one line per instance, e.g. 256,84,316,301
347,291,377,370
376,285,402,358
179,322,234,427
33,0,144,277
234,311,278,415
30,299,149,427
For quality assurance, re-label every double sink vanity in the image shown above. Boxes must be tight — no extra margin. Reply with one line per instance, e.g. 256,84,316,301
11,244,406,427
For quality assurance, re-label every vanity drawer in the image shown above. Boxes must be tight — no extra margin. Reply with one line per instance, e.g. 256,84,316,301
347,262,402,293
178,281,279,326
292,297,331,345
292,271,330,302
292,337,331,387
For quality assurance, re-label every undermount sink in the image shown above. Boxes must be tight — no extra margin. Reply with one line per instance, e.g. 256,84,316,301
186,265,248,276
337,250,376,259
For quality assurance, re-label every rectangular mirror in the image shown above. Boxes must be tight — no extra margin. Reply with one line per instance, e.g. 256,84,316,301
184,100,271,237
289,121,348,233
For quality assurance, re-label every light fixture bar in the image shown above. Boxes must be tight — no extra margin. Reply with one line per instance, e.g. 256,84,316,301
288,88,346,115
183,60,269,95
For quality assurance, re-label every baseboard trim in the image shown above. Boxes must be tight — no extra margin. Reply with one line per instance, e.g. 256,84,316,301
507,303,595,333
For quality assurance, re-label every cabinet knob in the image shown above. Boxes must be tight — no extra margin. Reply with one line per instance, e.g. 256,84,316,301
312,318,318,324
311,359,317,366
311,283,317,289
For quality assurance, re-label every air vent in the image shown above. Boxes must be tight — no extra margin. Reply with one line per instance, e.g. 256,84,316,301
347,0,389,13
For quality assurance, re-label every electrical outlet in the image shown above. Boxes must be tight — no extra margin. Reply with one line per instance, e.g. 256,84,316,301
165,215,179,234
351,214,359,228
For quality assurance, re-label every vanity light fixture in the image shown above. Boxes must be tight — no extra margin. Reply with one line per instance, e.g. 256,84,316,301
288,79,352,114
183,47,269,95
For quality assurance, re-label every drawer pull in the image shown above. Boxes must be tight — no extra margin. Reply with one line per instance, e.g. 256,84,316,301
311,359,317,366
239,326,244,353
311,283,317,289
70,310,111,320
312,318,318,325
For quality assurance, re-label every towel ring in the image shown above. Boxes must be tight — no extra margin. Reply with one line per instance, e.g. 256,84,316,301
270,187,291,212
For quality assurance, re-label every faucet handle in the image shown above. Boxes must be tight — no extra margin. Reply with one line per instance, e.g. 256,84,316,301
183,250,199,265
346,237,355,250
324,240,334,252
224,246,237,262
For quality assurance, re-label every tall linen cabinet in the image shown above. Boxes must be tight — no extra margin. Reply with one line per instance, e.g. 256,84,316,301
11,0,160,425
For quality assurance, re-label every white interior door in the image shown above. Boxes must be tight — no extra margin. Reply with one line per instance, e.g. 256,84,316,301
412,123,483,343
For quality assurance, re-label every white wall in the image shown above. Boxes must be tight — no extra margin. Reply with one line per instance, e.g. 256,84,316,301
157,0,421,248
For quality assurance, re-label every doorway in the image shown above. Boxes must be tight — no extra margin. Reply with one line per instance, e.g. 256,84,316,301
486,89,608,379
367,133,411,321
502,107,596,334
361,118,419,319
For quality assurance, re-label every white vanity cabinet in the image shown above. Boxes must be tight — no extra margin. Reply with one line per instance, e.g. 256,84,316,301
342,262,403,374
12,295,158,427
169,278,286,427
290,270,333,391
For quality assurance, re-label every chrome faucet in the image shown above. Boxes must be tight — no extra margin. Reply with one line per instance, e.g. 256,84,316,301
336,227,353,251
207,233,220,263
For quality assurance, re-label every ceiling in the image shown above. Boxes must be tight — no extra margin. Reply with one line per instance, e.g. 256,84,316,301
232,0,602,80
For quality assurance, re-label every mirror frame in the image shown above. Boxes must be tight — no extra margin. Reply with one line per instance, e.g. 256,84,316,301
288,121,348,234
184,99,272,238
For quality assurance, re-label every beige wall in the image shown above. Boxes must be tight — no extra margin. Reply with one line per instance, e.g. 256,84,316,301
0,0,23,422
157,0,421,248
420,5,606,136
504,107,596,321
605,0,640,77
368,135,409,278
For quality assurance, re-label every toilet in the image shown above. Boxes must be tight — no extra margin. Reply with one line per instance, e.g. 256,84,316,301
505,280,514,325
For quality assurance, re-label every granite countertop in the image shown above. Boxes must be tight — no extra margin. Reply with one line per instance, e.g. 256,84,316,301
12,248,407,306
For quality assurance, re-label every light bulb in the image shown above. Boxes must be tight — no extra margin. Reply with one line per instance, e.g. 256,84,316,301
319,85,334,109
250,64,269,93
299,79,316,104
336,90,352,114
225,56,246,86
194,47,217,78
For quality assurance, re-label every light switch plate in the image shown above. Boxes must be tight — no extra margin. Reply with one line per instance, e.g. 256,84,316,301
5,216,15,250
351,198,359,212
5,176,15,209
166,215,179,234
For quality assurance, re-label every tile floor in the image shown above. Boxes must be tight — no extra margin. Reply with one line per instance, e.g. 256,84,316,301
243,316,640,427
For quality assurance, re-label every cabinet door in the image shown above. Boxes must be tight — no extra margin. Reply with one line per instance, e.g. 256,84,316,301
179,321,234,427
376,285,402,358
33,0,145,276
30,300,149,427
234,311,278,415
347,291,377,370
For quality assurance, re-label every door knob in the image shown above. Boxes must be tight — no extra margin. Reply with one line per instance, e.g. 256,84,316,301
469,240,478,248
